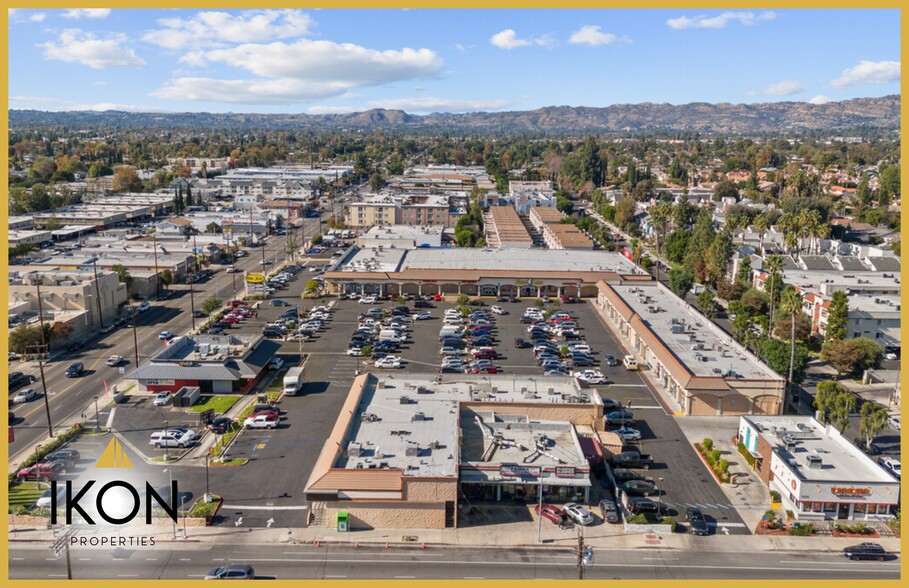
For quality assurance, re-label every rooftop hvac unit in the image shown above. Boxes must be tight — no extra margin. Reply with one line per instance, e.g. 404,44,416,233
412,412,426,422
399,396,411,405
347,442,362,458
548,387,556,395
524,391,536,399
671,324,685,334
374,447,383,459
429,440,440,449
405,443,419,457
806,455,823,469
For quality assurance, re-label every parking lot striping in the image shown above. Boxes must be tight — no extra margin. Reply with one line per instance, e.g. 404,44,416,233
325,575,348,579
712,522,748,528
145,558,158,561
221,504,309,510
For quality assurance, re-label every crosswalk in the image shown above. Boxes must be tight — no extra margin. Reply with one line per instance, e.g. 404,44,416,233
329,357,360,385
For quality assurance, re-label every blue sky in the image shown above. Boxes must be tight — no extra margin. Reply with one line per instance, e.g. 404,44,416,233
7,8,901,114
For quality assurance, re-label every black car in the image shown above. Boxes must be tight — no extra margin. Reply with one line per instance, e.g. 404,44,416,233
214,321,232,330
686,507,709,536
520,315,535,324
262,328,285,339
514,337,529,348
442,337,468,349
601,397,622,411
572,356,596,367
471,336,494,347
209,417,233,434
613,469,651,483
604,354,619,366
192,310,206,318
46,448,81,462
65,362,84,378
8,372,32,391
627,497,669,516
843,543,888,561
414,300,433,309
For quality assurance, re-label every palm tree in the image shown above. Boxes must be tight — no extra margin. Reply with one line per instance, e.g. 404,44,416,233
779,288,803,409
815,222,830,255
764,254,784,340
799,209,820,255
650,201,672,282
754,213,769,255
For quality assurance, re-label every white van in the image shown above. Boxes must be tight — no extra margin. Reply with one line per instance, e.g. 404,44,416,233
149,431,192,449
439,325,463,340
378,329,405,342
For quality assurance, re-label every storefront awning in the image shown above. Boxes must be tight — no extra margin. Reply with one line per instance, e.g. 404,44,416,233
460,469,592,487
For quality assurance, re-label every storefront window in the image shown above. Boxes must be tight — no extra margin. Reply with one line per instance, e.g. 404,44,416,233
875,504,891,515
853,503,866,514
823,503,836,512
812,502,823,512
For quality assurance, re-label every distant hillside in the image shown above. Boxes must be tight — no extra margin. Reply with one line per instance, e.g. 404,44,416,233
9,95,900,134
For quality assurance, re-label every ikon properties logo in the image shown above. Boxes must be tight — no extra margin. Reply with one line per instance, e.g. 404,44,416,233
51,437,179,526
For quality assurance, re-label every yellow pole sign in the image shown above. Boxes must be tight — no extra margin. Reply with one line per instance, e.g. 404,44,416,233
246,273,265,284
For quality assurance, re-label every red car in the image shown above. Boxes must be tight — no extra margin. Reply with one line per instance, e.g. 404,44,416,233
17,462,64,482
228,300,246,308
472,348,497,360
432,293,443,301
535,503,563,524
252,409,280,420
222,316,239,324
472,365,498,374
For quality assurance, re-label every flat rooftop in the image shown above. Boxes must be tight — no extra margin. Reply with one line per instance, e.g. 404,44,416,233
743,415,897,483
848,293,901,314
401,248,638,273
335,374,600,478
341,247,407,273
610,282,780,380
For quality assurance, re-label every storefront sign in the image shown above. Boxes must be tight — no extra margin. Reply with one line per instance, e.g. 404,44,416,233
246,273,265,284
500,465,541,478
830,486,872,497
555,467,576,478
515,279,544,286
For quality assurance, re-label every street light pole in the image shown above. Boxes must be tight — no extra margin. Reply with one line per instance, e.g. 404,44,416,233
658,477,664,516
93,396,100,431
188,266,197,331
91,260,104,329
131,311,140,367
152,233,161,299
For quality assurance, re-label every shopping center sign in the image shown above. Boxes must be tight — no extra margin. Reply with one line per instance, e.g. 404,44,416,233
500,465,541,478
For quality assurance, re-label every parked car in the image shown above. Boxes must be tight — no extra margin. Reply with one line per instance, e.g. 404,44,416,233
613,469,652,483
606,409,636,426
618,480,657,496
601,397,622,411
358,296,378,304
36,486,68,509
599,498,621,524
686,507,709,535
413,311,433,321
622,355,639,370
612,427,642,441
573,370,606,385
149,431,193,449
490,306,507,315
627,497,669,516
535,503,563,524
270,299,289,306
879,456,901,479
17,462,64,482
12,388,38,404
209,418,233,434
888,415,900,430
375,356,402,369
45,448,80,462
842,542,888,561
244,415,278,429
562,503,595,525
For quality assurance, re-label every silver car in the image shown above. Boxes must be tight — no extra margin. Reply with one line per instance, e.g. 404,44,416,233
562,502,595,526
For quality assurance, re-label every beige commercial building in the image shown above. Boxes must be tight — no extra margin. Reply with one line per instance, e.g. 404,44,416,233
485,206,532,249
596,280,785,416
528,206,566,230
305,373,604,530
543,223,595,250
347,195,401,229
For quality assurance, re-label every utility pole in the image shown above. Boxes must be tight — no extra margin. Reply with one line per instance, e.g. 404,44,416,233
152,233,161,299
577,532,592,580
32,277,53,437
188,264,197,331
131,310,140,367
90,259,104,329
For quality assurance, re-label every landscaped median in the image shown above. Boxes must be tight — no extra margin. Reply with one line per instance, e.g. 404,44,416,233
210,399,259,465
623,512,676,534
693,438,731,484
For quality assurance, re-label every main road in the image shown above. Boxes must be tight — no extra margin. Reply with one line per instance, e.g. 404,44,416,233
8,542,899,580
8,216,329,469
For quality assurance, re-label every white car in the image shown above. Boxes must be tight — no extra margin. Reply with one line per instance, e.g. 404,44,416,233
105,355,123,366
573,370,606,385
444,309,462,317
889,415,900,430
359,296,378,304
158,330,174,340
884,352,898,361
12,388,38,404
35,486,67,509
562,502,595,526
490,306,507,315
413,312,433,321
375,356,402,369
269,357,285,370
879,457,901,479
612,427,642,441
347,347,363,356
244,415,278,429
153,392,171,406
568,344,591,354
286,333,309,342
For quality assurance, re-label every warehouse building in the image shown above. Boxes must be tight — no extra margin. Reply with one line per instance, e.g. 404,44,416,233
738,415,899,521
596,280,785,416
325,247,644,299
304,373,604,530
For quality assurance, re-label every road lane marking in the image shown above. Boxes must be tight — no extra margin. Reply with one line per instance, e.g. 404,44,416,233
221,504,308,510
325,575,347,578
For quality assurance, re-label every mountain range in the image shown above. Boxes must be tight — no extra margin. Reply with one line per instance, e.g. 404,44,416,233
9,95,900,134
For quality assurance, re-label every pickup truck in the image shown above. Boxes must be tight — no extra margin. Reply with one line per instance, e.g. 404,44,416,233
611,451,654,470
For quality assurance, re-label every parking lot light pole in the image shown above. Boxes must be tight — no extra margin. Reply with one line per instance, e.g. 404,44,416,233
93,396,100,431
131,312,140,367
537,475,544,543
658,477,663,515
31,277,54,437
34,443,43,465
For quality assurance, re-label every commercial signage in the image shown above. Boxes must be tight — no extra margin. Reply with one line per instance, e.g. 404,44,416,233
500,465,541,478
830,486,872,497
515,279,544,286
555,467,576,478
246,273,265,284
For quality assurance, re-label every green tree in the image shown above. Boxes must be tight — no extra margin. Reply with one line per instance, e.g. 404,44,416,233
716,279,745,302
696,290,716,318
779,287,804,403
824,291,849,344
684,208,716,275
772,312,812,343
668,267,694,299
712,178,739,202
88,163,113,177
8,325,46,355
556,195,574,215
110,263,133,294
821,338,883,377
28,157,57,183
160,269,174,288
735,257,753,286
760,338,809,384
614,197,637,231
705,228,733,284
206,222,222,233
201,297,223,315
368,172,386,192
859,402,889,452
763,254,784,338
305,279,321,293
664,230,690,264
112,166,143,193
580,136,605,187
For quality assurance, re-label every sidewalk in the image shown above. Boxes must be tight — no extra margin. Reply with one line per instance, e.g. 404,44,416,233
9,520,901,555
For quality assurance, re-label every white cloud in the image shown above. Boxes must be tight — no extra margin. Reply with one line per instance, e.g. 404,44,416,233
490,29,553,50
748,80,804,97
189,39,443,86
568,25,618,46
9,96,61,104
62,9,111,19
455,43,466,52
40,29,146,69
307,105,357,114
143,10,314,50
367,97,510,113
28,13,46,23
808,95,832,105
150,77,353,104
829,60,900,88
69,102,167,112
667,11,776,30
